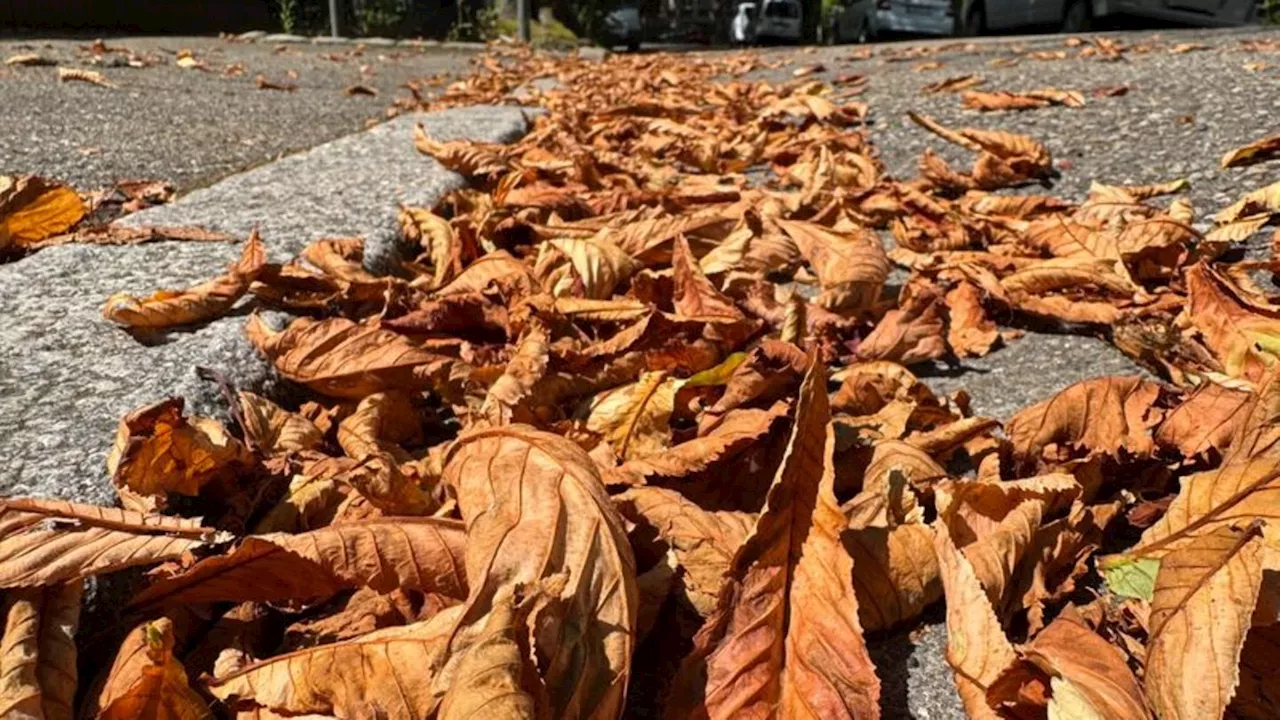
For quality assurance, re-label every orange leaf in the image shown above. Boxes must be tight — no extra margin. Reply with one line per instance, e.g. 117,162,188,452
667,356,880,719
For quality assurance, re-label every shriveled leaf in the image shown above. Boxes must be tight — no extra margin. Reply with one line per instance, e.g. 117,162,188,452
129,518,468,610
1184,262,1280,383
1221,133,1280,169
844,522,940,632
208,606,460,719
616,486,754,616
776,218,887,311
1021,611,1151,720
236,392,323,454
435,426,637,719
106,397,249,504
92,618,210,720
246,315,452,399
103,231,266,329
608,404,789,486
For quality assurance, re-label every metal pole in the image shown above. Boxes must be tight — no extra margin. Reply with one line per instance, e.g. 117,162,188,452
329,0,345,37
516,0,531,42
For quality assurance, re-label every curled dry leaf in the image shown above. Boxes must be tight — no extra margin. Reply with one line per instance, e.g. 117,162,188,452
1221,133,1280,169
667,358,880,719
615,486,754,616
1184,262,1280,383
236,391,324,455
106,397,249,507
776,218,887,311
0,174,86,252
607,404,790,487
128,518,468,611
91,618,211,720
57,67,115,88
960,88,1084,111
103,230,266,329
0,498,216,588
435,426,638,719
0,582,82,720
246,315,452,398
1016,609,1152,719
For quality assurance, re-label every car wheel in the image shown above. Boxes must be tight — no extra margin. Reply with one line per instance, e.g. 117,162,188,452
954,0,985,35
1060,0,1091,32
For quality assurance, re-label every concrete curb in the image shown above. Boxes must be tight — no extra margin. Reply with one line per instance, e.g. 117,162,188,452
242,30,492,52
0,105,532,504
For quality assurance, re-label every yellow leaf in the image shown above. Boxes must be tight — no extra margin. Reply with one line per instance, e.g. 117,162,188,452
0,175,85,251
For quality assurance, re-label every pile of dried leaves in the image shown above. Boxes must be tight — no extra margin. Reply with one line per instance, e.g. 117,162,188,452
5,45,1280,720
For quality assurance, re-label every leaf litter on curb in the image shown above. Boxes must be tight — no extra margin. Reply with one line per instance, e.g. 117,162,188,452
5,42,1280,720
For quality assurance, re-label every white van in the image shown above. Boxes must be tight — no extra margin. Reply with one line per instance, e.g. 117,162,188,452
756,0,804,42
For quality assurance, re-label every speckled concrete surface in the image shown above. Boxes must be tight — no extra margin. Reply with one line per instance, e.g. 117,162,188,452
0,106,530,505
0,36,480,190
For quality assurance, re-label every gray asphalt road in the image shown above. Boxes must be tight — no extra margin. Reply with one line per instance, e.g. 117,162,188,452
0,36,478,190
733,26,1280,420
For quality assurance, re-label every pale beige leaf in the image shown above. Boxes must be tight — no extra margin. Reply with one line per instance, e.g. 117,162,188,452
586,371,679,461
935,522,1016,720
1145,524,1265,720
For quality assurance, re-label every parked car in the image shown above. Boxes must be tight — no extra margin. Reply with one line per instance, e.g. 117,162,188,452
879,0,1256,37
960,0,1259,33
602,4,644,50
829,0,877,42
755,0,804,43
873,0,954,35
